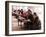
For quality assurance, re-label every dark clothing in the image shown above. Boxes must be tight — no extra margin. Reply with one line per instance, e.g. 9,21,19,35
24,14,34,30
28,14,34,23
23,14,41,30
33,17,41,30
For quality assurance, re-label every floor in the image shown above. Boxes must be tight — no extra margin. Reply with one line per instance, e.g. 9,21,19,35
12,16,24,31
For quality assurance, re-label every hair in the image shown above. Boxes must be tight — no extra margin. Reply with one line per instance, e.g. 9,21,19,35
14,10,16,12
34,12,37,16
21,9,23,11
18,9,20,11
28,9,32,14
28,9,32,12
